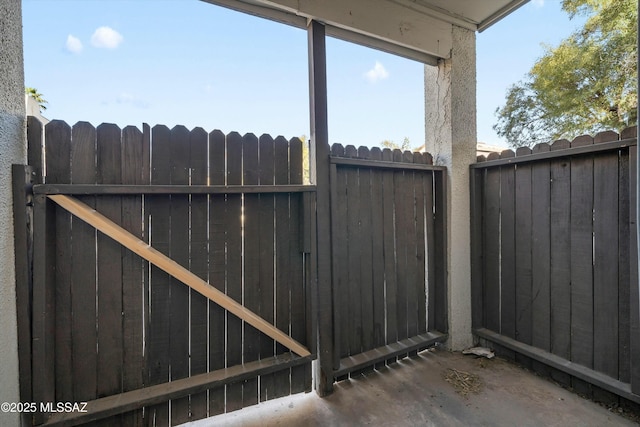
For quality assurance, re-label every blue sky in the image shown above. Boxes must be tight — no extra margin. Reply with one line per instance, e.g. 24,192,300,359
22,0,587,148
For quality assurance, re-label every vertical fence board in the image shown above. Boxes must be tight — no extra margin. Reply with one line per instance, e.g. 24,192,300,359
147,125,172,425
426,168,437,332
289,137,309,393
258,135,277,401
96,124,124,404
68,122,97,404
242,133,260,408
499,151,516,351
208,130,226,416
330,144,348,364
382,148,398,346
225,132,244,411
569,136,595,393
629,143,640,395
369,148,386,347
273,136,292,395
120,125,147,426
617,144,631,384
592,136,620,380
548,140,571,386
531,144,551,360
413,155,427,337
515,148,533,356
403,152,419,347
483,164,501,333
168,126,191,425
393,150,409,347
344,145,362,357
189,127,210,421
32,193,56,426
433,169,448,334
357,147,375,353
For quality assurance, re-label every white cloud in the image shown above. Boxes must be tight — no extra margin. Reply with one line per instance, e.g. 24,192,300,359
116,92,149,109
531,0,544,8
364,61,389,83
91,26,123,49
65,34,83,54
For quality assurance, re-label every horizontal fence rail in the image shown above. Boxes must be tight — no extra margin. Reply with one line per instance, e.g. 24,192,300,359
471,127,640,405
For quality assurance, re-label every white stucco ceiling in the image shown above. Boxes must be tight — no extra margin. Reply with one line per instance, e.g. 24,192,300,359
202,0,529,63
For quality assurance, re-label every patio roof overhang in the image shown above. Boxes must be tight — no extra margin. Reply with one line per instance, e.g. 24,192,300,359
201,0,528,64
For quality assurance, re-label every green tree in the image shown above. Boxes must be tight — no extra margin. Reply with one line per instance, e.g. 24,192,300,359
25,87,48,112
380,136,415,151
494,0,637,147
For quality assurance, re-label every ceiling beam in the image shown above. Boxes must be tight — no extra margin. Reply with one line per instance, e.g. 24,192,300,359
202,0,450,62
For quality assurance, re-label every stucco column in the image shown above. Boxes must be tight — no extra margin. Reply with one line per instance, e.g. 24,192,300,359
0,0,26,425
425,25,476,350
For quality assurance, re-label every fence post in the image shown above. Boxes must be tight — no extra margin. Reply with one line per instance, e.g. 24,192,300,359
308,19,334,396
12,164,34,426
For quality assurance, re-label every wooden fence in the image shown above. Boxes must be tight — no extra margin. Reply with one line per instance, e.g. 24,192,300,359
20,118,314,426
470,127,640,406
15,117,450,426
329,145,448,377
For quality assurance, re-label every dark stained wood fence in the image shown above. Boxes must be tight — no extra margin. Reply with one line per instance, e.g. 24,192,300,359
329,145,448,378
16,118,450,426
23,118,313,426
470,127,640,406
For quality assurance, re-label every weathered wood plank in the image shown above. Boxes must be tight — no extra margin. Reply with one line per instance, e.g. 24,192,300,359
531,144,551,355
308,20,334,396
330,144,348,365
208,129,226,415
44,354,311,427
345,145,362,356
469,167,483,331
96,123,124,410
258,134,277,402
147,124,172,425
189,127,209,421
393,149,409,347
225,131,244,411
273,135,292,396
592,136,620,380
120,125,147,426
357,147,375,353
68,121,97,404
570,135,595,397
369,148,386,347
168,125,191,425
413,154,427,337
289,137,310,393
483,165,501,332
242,132,260,408
381,148,397,345
402,152,418,347
433,170,447,333
32,193,57,425
548,139,571,387
629,143,640,395
617,144,630,384
12,164,34,420
515,148,533,355
499,151,516,357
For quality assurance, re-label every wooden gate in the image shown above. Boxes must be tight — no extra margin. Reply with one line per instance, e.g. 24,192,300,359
18,118,314,426
14,117,450,426
327,145,448,378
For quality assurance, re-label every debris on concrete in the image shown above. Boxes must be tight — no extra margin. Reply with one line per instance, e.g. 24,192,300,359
462,346,495,359
443,368,483,397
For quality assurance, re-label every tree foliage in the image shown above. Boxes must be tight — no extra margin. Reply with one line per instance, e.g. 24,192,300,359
25,87,48,112
380,137,414,151
494,0,637,147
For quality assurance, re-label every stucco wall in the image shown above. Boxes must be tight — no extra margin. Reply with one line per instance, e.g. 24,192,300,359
0,0,26,425
424,25,476,350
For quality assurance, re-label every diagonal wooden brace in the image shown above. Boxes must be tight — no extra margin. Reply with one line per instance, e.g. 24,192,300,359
48,194,311,358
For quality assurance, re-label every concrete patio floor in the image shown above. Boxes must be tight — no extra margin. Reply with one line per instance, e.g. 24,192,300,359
182,347,637,427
